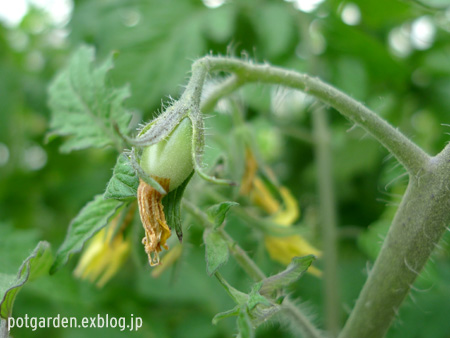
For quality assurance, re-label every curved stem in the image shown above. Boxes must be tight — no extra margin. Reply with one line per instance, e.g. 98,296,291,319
194,57,429,175
184,56,449,338
201,75,244,114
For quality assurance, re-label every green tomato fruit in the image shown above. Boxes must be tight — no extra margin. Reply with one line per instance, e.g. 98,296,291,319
140,118,193,192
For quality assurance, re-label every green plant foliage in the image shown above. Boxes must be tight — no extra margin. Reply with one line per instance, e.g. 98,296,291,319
237,310,254,338
260,255,315,297
47,46,131,153
0,241,52,319
104,154,139,201
2,0,450,337
203,229,229,276
163,171,194,241
207,201,239,229
50,196,123,274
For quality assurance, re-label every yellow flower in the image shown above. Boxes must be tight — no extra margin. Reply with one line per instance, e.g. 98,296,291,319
264,235,322,277
241,147,321,276
74,222,131,288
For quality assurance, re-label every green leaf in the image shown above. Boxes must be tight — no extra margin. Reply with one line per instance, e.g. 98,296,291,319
260,255,315,297
163,171,194,242
47,45,131,153
203,229,229,276
0,241,52,319
246,282,281,327
104,154,139,200
212,306,240,325
237,309,254,338
50,195,123,274
247,283,271,310
207,201,238,228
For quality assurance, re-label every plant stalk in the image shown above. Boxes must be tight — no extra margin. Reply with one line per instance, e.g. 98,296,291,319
201,75,244,114
312,108,341,337
339,161,450,338
196,57,430,175
182,199,324,338
185,56,450,338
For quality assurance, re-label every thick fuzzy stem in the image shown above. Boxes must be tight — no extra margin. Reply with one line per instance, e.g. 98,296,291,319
184,56,450,338
339,159,450,338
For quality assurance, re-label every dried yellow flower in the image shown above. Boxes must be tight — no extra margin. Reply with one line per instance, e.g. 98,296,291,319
137,177,171,266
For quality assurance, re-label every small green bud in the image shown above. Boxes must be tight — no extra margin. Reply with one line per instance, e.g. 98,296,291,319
140,118,193,192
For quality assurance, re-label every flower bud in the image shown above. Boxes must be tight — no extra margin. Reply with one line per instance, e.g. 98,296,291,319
137,117,194,266
140,117,193,192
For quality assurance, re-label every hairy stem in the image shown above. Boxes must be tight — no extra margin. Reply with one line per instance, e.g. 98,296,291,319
283,301,325,338
219,230,266,281
184,56,450,338
182,199,323,338
201,75,244,114
195,57,429,175
339,159,450,338
182,199,265,280
312,108,341,337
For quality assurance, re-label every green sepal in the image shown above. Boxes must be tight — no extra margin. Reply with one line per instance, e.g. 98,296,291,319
212,306,240,325
162,171,194,242
207,201,239,228
129,148,166,195
247,282,271,310
213,275,280,336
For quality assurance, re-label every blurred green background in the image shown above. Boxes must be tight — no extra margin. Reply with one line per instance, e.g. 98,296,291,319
1,0,450,337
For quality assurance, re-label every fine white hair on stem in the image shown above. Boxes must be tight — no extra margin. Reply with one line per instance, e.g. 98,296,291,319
384,171,409,191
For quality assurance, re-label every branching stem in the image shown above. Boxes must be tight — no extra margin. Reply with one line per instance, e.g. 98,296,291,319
194,56,430,175
182,200,323,338
183,56,450,338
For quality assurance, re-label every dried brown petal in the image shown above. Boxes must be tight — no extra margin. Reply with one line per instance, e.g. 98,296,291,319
137,177,171,266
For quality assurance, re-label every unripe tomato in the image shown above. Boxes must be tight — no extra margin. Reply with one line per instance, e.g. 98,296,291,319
140,118,193,192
